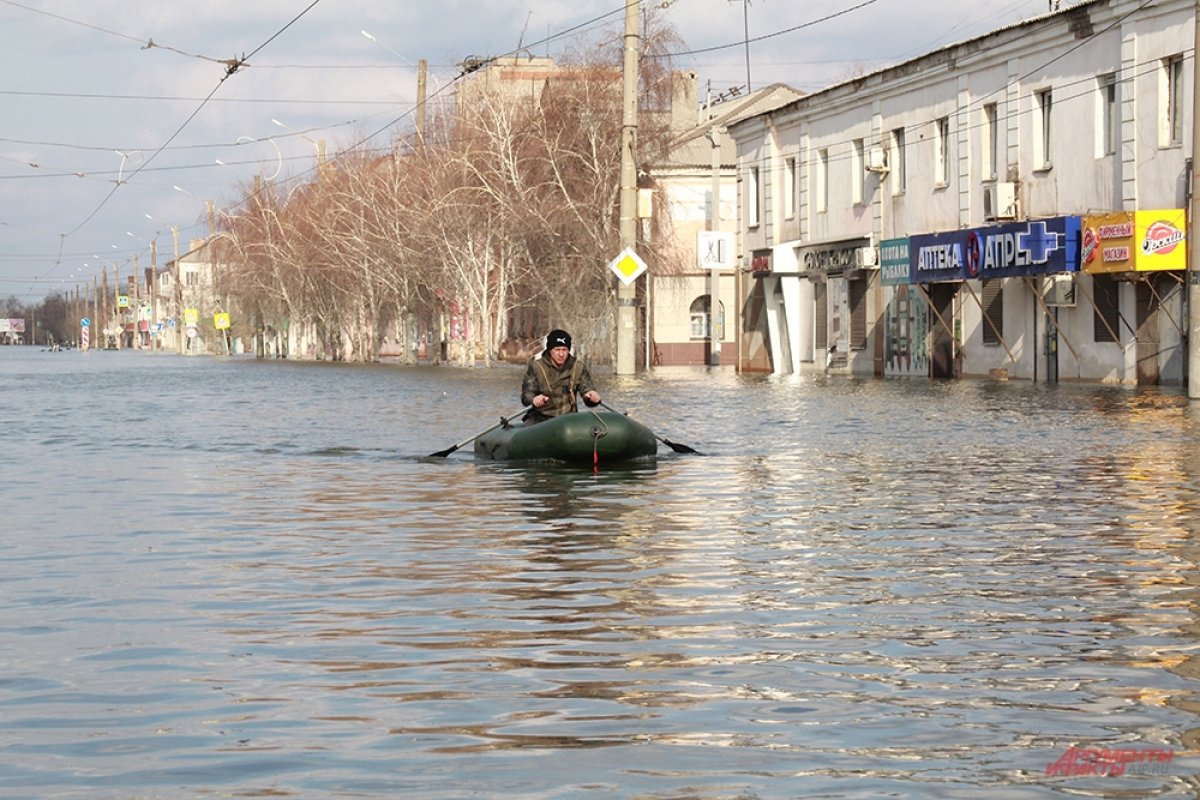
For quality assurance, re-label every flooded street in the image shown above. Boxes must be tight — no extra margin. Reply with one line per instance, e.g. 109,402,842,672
3,348,1200,798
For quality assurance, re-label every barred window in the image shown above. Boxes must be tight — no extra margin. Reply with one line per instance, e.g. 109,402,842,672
1093,274,1120,342
981,279,1003,346
849,277,868,349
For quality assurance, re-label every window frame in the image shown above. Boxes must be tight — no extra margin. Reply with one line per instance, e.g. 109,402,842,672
982,103,998,181
1097,73,1118,157
1034,88,1053,170
747,165,760,227
816,148,829,213
935,116,950,187
889,127,906,195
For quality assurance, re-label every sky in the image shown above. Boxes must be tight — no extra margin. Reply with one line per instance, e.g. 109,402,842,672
0,0,1052,306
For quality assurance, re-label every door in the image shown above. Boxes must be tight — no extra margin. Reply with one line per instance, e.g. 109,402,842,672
928,283,957,379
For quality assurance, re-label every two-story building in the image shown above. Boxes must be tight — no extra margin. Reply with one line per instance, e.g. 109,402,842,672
729,0,1193,385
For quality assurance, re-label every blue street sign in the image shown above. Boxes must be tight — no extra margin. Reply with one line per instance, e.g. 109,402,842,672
81,317,91,327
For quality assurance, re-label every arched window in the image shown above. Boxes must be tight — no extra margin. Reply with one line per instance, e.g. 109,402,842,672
689,295,725,339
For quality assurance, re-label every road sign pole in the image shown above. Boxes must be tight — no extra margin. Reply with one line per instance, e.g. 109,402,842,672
616,0,639,375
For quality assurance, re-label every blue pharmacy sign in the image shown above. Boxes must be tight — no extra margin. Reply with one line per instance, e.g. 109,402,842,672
909,216,1081,283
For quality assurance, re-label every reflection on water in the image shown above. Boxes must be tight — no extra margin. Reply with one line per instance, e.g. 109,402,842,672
3,350,1200,797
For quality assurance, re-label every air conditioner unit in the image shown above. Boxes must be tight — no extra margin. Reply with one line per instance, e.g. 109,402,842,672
865,146,888,173
1042,274,1076,307
983,181,1017,221
855,246,878,268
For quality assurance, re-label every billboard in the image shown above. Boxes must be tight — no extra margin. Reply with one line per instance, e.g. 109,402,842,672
909,217,1081,284
1081,210,1186,273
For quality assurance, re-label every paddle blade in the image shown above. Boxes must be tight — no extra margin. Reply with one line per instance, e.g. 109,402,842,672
427,443,461,458
663,438,702,455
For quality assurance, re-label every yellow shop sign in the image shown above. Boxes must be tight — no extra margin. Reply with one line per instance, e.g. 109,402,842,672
1081,210,1186,273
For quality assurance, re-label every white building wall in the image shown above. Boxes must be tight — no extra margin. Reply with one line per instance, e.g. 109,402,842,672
729,0,1193,385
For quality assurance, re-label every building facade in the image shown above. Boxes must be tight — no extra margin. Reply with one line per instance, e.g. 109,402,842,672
730,0,1193,385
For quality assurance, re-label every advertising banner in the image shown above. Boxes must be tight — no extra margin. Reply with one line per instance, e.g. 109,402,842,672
1081,210,1185,273
880,238,911,286
909,216,1081,283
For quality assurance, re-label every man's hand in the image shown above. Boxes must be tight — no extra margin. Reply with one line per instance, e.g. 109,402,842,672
582,390,600,406
532,394,549,408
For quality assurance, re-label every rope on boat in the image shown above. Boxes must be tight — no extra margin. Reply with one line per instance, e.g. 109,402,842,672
587,410,609,466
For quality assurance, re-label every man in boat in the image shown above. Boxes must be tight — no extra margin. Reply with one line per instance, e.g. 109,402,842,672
520,329,601,423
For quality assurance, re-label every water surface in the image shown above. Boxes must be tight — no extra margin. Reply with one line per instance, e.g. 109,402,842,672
3,349,1200,798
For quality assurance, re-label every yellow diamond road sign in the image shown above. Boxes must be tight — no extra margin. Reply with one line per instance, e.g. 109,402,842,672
608,247,647,286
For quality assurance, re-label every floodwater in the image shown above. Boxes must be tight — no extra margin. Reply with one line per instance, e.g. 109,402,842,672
3,347,1200,799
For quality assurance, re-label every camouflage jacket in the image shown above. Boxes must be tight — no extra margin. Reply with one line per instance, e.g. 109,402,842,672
520,352,597,422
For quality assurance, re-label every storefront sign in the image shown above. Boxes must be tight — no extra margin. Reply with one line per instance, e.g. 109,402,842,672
799,239,870,279
750,249,772,274
909,216,1080,283
880,238,910,286
1081,210,1186,273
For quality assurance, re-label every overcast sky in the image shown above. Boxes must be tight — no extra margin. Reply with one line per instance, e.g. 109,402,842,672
0,0,1049,305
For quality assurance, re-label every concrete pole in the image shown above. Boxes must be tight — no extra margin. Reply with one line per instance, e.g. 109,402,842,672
615,0,640,375
708,116,722,367
1189,1,1200,398
150,240,158,350
113,263,121,349
132,254,140,349
173,226,183,354
416,58,428,145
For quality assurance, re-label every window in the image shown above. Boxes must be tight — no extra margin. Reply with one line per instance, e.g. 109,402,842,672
889,127,906,194
849,277,868,349
1163,55,1185,146
783,156,796,219
689,295,724,339
852,138,865,204
816,148,829,213
1097,73,1118,157
184,270,199,287
1093,274,1120,342
935,116,950,186
747,165,760,227
1034,89,1052,169
982,103,998,181
981,279,1003,346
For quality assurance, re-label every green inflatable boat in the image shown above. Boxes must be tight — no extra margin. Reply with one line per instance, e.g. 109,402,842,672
474,410,659,463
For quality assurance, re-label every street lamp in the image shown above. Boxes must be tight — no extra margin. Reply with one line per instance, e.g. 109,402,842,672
216,136,282,180
361,30,429,144
361,30,417,67
271,118,325,167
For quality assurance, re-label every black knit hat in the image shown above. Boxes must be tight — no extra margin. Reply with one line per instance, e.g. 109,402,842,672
546,329,571,350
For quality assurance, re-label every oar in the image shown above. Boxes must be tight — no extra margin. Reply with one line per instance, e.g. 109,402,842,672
598,402,703,455
428,406,530,458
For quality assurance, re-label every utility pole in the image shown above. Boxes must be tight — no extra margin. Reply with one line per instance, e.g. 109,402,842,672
150,240,158,351
113,263,121,349
173,226,183,354
615,0,640,375
132,255,140,349
416,58,428,145
1189,0,1200,398
708,84,723,367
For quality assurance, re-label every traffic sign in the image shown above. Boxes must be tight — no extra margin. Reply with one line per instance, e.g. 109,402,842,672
608,247,648,286
81,317,90,327
697,231,734,270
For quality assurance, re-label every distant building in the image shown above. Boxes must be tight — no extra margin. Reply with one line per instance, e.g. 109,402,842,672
647,78,803,367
